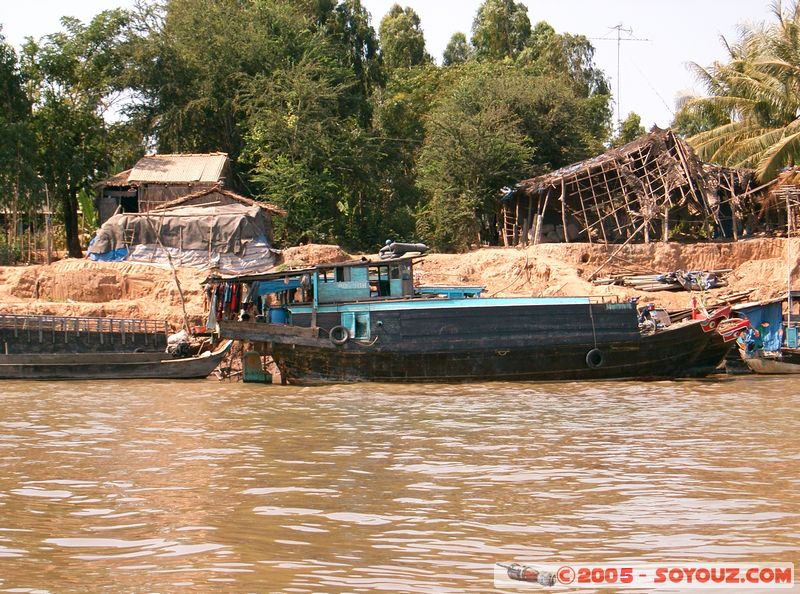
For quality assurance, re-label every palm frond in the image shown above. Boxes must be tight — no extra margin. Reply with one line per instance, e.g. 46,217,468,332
757,128,800,179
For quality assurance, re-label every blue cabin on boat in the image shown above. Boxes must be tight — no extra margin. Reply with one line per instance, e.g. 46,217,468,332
204,256,481,331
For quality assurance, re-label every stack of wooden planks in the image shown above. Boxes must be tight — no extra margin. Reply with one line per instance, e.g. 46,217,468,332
592,269,733,292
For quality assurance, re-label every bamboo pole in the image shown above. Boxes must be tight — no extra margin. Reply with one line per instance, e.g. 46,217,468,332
535,189,550,245
525,194,534,246
560,178,570,243
586,172,609,244
143,213,191,333
725,175,740,241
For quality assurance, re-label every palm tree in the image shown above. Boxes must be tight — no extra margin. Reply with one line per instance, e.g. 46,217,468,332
684,0,800,182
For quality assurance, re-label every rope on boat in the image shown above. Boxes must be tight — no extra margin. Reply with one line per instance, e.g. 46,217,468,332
585,301,606,368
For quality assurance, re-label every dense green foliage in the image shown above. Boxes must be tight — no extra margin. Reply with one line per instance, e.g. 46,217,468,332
676,0,800,181
21,11,133,257
378,4,430,69
471,0,531,61
0,0,616,253
611,112,646,147
0,29,37,235
443,33,471,66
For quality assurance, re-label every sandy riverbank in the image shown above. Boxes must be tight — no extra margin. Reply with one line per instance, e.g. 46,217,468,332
1,238,796,326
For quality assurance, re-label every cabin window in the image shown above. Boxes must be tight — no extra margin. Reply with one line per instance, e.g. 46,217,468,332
369,266,391,296
335,267,351,282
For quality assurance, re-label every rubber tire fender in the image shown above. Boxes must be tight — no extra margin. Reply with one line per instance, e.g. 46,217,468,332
586,348,605,369
329,325,350,346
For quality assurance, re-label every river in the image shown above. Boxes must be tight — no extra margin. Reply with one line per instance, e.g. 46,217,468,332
0,377,797,593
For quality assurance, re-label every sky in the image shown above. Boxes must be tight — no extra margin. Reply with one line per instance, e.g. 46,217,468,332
0,0,777,130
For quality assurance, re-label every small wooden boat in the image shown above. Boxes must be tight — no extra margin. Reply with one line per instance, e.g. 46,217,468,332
742,348,800,375
0,340,232,380
738,194,800,375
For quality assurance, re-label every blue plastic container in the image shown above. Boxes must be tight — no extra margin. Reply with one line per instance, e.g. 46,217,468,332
268,307,288,324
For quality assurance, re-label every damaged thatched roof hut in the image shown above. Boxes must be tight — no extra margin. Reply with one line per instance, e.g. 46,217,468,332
758,167,800,231
502,128,763,246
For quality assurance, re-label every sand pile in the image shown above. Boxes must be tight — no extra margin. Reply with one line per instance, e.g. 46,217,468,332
416,238,796,310
0,260,208,324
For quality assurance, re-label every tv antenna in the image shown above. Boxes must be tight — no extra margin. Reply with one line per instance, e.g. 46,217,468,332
592,24,649,130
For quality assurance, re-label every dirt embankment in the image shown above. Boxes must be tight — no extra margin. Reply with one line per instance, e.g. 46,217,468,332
0,238,796,325
416,238,798,310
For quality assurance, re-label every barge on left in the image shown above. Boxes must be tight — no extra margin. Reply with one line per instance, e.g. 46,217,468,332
0,314,231,380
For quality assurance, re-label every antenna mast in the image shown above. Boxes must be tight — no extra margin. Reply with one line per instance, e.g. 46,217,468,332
593,24,649,130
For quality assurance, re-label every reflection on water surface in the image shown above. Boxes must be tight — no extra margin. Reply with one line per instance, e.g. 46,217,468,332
0,377,797,592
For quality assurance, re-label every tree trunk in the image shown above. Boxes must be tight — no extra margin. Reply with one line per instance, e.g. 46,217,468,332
64,186,83,258
11,182,18,246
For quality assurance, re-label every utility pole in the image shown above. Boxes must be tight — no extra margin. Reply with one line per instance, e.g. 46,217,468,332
592,24,649,131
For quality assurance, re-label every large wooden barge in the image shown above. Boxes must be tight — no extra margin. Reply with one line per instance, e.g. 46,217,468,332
209,256,742,384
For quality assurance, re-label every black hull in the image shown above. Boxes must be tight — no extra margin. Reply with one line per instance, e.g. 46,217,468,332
221,302,732,384
269,343,722,384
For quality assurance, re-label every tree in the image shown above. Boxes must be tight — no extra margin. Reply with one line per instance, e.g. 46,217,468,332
415,61,611,251
471,0,531,61
378,4,430,70
416,65,534,250
520,22,609,97
239,39,386,248
0,29,38,240
328,0,384,128
685,0,800,181
21,11,131,257
126,0,389,249
671,92,729,137
611,112,646,147
126,0,283,161
443,32,471,66
373,65,442,242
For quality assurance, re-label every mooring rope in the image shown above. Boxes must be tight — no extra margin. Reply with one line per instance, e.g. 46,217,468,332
588,301,598,349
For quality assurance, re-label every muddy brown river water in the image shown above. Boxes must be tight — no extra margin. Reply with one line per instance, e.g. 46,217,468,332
0,377,797,593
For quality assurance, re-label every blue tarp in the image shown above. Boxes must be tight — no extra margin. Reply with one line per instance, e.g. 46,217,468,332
87,237,128,262
249,279,303,298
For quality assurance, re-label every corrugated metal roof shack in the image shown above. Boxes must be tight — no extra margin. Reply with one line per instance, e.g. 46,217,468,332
501,128,764,246
95,153,230,225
